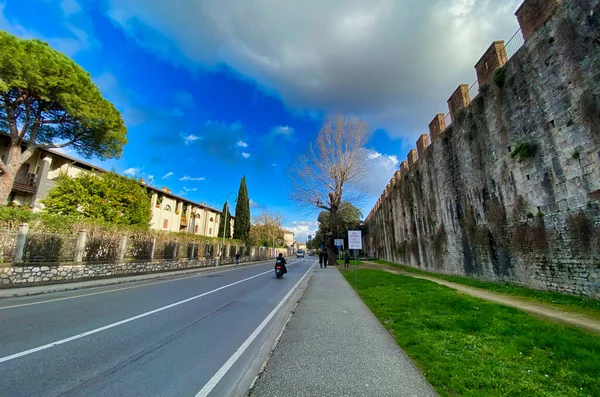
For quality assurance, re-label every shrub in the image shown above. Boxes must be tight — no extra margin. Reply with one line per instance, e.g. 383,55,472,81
510,142,538,162
493,67,508,88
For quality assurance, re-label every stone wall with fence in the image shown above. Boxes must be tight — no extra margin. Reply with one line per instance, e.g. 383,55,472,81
0,223,291,287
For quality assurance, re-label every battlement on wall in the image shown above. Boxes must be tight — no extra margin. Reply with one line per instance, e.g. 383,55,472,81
374,0,557,212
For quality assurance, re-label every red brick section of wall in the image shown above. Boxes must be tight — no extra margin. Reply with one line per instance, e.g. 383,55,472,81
407,149,418,166
447,84,471,124
416,134,430,159
400,160,409,175
429,113,447,143
475,41,508,86
516,0,562,41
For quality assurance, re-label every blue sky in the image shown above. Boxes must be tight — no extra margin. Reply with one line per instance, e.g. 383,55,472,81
0,0,521,241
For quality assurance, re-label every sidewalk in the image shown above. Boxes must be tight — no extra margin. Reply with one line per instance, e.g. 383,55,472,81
361,261,600,335
0,260,270,299
250,267,437,397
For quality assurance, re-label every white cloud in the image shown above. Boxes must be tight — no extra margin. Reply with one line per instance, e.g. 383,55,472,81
123,167,141,176
283,220,319,243
184,134,199,145
272,125,295,139
183,187,197,192
106,0,521,140
241,152,251,159
180,175,206,181
236,140,248,148
250,199,263,209
162,171,174,179
147,175,155,185
361,149,399,197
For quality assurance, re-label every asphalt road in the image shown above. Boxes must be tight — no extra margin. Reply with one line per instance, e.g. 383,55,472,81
0,257,315,397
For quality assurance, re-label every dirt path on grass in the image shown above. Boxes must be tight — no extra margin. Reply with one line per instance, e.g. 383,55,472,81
359,262,600,335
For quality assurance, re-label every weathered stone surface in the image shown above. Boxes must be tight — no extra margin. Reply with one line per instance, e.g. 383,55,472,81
365,0,600,299
0,252,275,289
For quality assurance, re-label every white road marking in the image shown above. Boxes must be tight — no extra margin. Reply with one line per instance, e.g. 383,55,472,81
195,262,315,397
0,267,284,364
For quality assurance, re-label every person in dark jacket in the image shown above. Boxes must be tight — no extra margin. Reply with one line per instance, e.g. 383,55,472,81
344,252,351,268
276,253,288,275
318,252,324,268
323,250,329,268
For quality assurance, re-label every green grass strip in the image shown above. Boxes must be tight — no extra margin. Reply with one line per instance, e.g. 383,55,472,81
336,259,363,266
371,259,600,318
343,269,600,397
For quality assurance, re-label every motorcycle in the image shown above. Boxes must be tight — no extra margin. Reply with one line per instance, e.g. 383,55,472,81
275,265,283,279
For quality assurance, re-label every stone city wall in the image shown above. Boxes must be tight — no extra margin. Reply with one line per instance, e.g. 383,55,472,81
365,0,600,298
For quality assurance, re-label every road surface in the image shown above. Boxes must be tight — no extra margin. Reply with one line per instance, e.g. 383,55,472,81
0,258,315,397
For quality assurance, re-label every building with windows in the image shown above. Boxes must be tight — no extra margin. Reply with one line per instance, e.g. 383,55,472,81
0,138,232,237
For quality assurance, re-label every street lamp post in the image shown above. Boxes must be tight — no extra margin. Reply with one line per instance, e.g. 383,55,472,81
220,191,236,266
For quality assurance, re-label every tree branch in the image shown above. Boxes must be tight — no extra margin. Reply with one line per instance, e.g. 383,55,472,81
36,134,82,150
0,159,8,175
18,99,32,138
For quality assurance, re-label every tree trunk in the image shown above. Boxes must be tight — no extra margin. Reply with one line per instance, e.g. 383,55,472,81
327,208,337,266
0,144,30,205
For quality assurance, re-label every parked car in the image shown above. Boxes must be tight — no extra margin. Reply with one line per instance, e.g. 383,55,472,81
296,249,305,258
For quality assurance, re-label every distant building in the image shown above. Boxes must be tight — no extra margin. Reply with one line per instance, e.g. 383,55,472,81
282,229,295,247
0,138,233,237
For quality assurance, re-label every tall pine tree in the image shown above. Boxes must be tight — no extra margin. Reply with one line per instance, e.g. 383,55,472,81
218,201,232,239
233,176,250,241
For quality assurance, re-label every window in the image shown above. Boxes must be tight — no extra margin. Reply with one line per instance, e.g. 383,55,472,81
195,225,199,233
164,205,172,211
209,228,212,234
209,217,214,222
163,219,169,229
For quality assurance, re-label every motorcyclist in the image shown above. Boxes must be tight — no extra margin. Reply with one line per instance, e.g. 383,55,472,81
275,253,288,275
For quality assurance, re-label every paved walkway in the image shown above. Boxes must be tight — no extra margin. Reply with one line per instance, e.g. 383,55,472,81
250,267,437,397
360,262,600,335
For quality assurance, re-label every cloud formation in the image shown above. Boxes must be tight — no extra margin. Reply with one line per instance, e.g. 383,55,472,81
236,140,248,148
106,0,521,140
362,150,399,197
123,167,140,176
186,121,249,162
241,152,251,159
183,134,199,145
283,220,319,243
180,175,205,181
162,171,174,179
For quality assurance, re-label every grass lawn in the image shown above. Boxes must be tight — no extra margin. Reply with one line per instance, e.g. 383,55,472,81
342,269,600,397
371,259,600,319
336,259,363,266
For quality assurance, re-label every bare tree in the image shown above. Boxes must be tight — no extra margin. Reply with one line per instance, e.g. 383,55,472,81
290,113,371,266
249,209,284,256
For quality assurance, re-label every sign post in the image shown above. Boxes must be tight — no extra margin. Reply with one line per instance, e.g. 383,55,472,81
334,239,344,263
348,230,362,285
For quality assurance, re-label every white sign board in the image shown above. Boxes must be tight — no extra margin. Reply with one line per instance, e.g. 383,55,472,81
348,230,362,249
334,239,344,247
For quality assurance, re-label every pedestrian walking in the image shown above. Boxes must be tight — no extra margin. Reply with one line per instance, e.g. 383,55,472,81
323,250,328,268
344,252,350,268
235,252,240,265
319,252,323,268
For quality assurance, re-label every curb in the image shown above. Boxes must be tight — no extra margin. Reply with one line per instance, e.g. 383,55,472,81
246,271,314,396
0,259,284,299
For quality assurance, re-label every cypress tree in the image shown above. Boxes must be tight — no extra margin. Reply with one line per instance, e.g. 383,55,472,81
233,176,250,241
218,201,232,239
